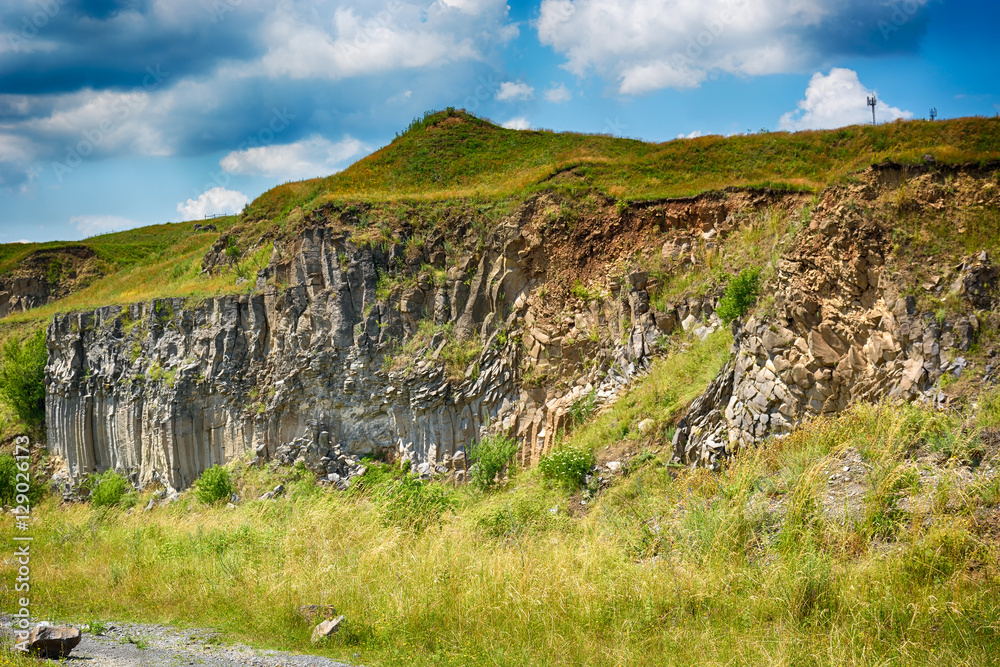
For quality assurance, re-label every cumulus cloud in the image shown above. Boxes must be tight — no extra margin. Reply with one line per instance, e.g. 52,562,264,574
177,188,249,220
502,117,531,130
677,130,703,139
543,83,572,103
69,215,143,236
496,81,535,101
254,1,515,80
779,68,912,131
536,0,934,95
220,135,368,180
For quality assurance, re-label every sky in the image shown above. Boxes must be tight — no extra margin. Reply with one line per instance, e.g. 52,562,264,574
0,0,998,243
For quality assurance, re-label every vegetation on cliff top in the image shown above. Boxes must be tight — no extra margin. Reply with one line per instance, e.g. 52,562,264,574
244,109,1000,221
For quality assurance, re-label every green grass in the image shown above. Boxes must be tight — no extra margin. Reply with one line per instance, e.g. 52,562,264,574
4,113,998,327
0,218,235,277
1,218,241,324
4,399,998,666
245,111,1000,223
564,328,733,451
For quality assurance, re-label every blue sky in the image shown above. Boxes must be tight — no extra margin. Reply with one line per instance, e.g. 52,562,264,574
1,0,997,243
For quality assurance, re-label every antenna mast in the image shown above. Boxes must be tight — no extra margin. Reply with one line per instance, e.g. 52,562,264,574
867,94,878,125
929,108,938,121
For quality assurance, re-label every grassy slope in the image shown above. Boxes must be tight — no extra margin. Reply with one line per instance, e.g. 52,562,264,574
0,218,239,324
4,332,999,666
246,111,1000,222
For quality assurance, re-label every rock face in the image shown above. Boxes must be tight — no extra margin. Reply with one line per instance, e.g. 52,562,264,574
0,245,98,318
0,275,50,318
48,192,775,489
28,624,82,658
673,172,999,467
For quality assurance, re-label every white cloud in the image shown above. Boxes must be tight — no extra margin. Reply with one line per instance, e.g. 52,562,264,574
543,83,572,103
496,81,535,101
220,135,368,180
436,0,506,14
387,90,413,105
0,134,37,163
677,130,703,139
22,88,171,157
502,117,531,130
70,215,143,236
536,0,932,95
177,188,249,220
253,1,516,80
779,68,912,131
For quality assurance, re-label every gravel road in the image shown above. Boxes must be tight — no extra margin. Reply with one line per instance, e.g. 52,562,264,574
4,619,359,667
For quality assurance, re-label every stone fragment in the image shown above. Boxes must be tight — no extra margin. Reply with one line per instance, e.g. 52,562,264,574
311,615,345,643
27,624,81,659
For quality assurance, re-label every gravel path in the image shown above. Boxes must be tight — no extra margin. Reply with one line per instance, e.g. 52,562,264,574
4,619,359,667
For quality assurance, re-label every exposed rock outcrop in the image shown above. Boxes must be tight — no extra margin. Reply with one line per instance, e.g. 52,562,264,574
674,168,1000,467
0,245,98,318
46,191,782,489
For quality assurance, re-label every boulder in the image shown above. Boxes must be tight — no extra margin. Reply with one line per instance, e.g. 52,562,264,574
27,624,81,658
311,615,345,643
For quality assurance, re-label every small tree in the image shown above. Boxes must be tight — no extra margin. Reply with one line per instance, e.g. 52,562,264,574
715,267,762,324
0,454,45,507
193,465,234,504
0,329,47,434
469,433,519,491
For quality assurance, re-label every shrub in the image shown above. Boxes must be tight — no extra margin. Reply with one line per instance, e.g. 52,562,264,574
0,454,45,507
538,445,595,489
0,329,48,433
88,469,132,507
715,267,762,324
193,465,234,504
469,433,519,491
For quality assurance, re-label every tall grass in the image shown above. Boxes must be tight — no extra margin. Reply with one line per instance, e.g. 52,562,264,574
2,318,995,666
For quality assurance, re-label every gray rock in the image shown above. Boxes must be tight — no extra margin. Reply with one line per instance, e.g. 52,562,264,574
27,624,81,658
310,616,345,643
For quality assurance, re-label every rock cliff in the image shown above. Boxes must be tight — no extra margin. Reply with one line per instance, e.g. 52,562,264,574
44,165,1000,489
45,190,788,488
674,164,1000,466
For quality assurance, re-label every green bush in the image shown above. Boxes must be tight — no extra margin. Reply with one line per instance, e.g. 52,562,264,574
88,469,132,507
469,433,519,491
538,445,595,489
193,465,234,504
0,454,46,507
715,267,762,324
0,329,48,433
